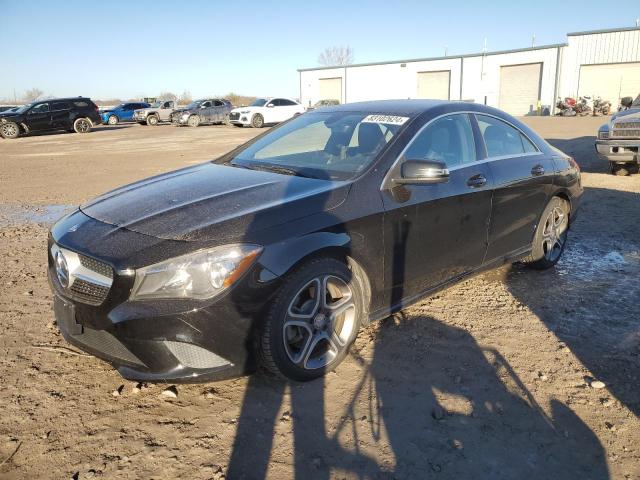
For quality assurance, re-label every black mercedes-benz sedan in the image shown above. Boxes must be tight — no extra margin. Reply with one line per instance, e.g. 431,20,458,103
48,100,582,382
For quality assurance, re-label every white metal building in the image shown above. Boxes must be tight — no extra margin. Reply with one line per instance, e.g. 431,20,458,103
298,26,640,116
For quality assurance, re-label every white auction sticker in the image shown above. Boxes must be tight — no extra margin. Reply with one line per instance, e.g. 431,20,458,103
361,114,409,125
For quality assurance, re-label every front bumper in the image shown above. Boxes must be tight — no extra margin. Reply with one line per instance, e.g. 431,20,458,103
171,115,191,125
48,214,281,383
229,112,251,125
595,139,639,163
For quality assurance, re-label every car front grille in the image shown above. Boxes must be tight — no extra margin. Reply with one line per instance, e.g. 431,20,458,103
79,255,114,279
229,112,240,121
612,122,640,138
51,244,114,306
70,278,111,305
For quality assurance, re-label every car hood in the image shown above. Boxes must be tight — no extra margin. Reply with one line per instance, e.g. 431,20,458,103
80,163,349,242
0,112,20,120
611,108,640,123
231,106,260,113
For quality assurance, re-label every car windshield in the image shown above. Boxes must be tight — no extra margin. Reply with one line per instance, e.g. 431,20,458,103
150,102,162,108
186,100,203,109
250,98,268,107
226,111,408,180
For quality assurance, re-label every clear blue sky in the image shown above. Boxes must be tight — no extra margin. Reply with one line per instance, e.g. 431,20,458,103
1,0,638,101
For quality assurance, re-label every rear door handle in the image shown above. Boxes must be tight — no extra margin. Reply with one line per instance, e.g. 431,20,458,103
531,165,545,176
467,174,487,188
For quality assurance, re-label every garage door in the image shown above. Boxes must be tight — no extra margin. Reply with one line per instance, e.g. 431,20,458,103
578,63,640,103
318,77,342,103
416,71,450,100
499,63,542,116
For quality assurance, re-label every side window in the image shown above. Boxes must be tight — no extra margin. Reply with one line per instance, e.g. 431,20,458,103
270,99,282,107
201,101,212,108
122,104,132,111
213,100,224,107
404,114,476,167
280,99,296,106
30,103,50,114
51,101,70,111
476,115,537,157
163,101,173,108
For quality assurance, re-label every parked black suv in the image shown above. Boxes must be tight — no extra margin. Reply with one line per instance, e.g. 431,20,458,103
0,97,101,139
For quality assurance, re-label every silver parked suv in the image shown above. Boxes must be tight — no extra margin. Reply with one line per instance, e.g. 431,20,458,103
133,100,178,125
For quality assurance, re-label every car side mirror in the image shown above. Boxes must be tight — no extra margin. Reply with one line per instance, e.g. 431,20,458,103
395,159,449,185
266,104,274,108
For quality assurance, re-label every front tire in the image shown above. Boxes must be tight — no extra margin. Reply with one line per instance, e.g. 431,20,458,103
187,115,200,127
73,118,92,134
107,115,118,125
251,113,264,128
522,196,570,270
0,122,20,139
147,114,159,126
260,258,365,382
611,164,630,176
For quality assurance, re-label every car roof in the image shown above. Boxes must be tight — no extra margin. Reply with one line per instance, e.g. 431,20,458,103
33,97,93,103
318,99,455,116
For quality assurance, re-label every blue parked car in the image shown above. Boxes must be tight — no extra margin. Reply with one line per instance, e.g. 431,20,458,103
101,102,150,125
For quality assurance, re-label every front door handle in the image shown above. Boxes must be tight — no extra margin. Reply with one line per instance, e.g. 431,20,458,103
467,174,487,188
531,165,545,176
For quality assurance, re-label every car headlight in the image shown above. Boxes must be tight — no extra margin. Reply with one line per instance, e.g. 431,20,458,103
130,244,262,301
181,113,190,118
598,130,609,139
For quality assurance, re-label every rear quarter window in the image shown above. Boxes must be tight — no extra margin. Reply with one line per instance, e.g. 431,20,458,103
73,101,89,107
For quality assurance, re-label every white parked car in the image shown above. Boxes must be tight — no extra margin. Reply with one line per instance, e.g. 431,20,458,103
229,97,305,128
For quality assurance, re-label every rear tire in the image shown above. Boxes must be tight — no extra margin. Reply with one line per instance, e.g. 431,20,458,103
147,114,159,126
611,164,630,176
522,196,570,270
251,113,264,128
73,118,92,134
260,258,365,382
0,121,20,139
187,115,200,127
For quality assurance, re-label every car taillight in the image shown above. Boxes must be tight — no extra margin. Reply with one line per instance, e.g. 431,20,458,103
568,157,580,171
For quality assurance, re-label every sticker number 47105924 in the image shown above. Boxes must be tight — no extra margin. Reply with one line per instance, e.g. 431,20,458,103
361,114,409,125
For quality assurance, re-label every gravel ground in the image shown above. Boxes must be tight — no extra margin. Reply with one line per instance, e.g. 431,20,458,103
0,118,638,479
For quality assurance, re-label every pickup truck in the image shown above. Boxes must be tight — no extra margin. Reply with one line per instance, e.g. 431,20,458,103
132,100,178,125
596,94,640,175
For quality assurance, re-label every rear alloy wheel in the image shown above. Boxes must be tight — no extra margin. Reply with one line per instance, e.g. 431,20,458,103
251,113,264,128
107,115,118,125
0,121,20,139
147,114,159,126
522,196,570,269
260,258,365,381
73,118,92,134
187,115,200,127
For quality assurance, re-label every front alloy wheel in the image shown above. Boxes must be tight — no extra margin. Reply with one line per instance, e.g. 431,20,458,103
283,275,357,370
107,115,118,125
0,122,20,139
261,258,365,381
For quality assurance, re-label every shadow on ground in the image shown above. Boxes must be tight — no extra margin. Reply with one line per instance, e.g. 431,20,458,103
505,185,640,417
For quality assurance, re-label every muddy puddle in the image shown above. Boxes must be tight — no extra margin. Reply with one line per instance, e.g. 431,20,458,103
0,204,75,227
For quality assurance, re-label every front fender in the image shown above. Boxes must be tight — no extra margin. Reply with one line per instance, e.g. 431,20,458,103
258,232,351,279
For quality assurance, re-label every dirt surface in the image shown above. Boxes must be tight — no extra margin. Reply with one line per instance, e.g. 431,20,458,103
0,118,639,479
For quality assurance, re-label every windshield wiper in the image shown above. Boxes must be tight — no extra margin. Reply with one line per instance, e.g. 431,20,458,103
233,163,314,179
